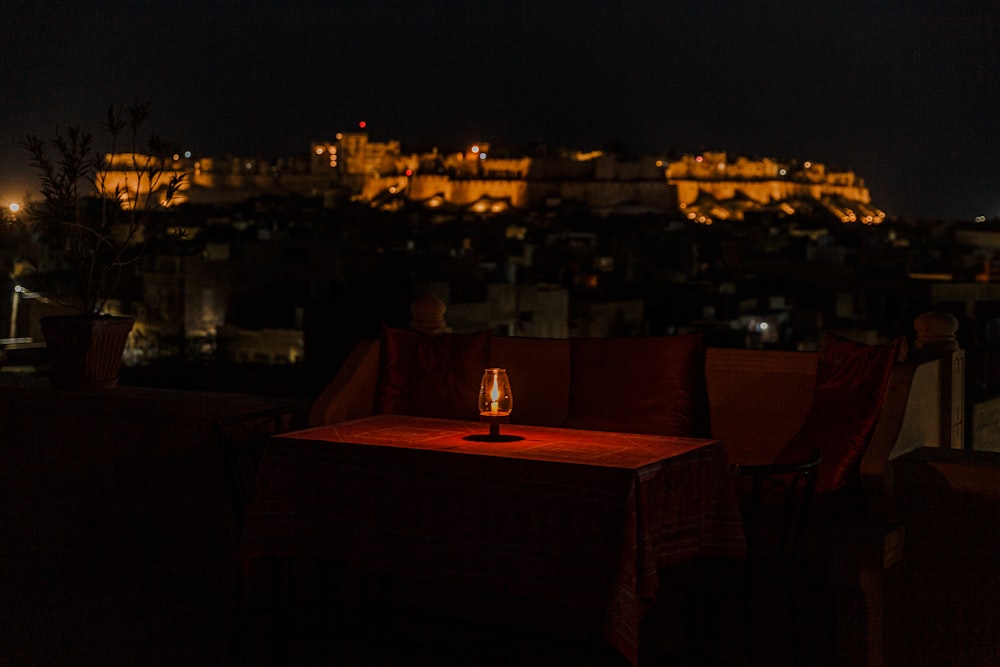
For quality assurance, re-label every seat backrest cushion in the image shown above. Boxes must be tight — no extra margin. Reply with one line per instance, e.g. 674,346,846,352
775,333,907,494
564,334,709,437
376,326,492,421
491,336,571,427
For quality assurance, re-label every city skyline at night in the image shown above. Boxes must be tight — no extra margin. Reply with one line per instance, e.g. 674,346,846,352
2,1,997,221
84,133,887,225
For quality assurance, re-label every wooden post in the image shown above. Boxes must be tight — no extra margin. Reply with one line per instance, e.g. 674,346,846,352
913,311,965,449
409,292,451,336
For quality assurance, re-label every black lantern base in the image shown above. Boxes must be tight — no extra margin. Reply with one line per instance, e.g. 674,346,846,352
480,413,509,436
465,414,522,442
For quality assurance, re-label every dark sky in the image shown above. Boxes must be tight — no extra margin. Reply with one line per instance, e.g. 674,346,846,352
2,0,997,220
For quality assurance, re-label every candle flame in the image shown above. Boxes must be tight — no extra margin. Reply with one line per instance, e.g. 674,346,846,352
490,375,500,402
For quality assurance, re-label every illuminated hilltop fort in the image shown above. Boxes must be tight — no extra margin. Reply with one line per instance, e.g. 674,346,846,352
104,132,885,224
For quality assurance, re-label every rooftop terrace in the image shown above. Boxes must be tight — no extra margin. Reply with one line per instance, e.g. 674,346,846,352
1,366,999,665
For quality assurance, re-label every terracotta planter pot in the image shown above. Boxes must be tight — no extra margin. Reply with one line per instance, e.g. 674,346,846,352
40,315,135,390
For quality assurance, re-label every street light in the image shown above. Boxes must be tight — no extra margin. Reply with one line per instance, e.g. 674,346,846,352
2,201,21,222
9,285,40,340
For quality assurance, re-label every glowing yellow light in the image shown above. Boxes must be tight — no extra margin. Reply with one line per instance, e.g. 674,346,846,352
490,375,500,414
655,160,663,167
804,161,812,168
315,146,325,155
471,145,480,154
9,203,20,213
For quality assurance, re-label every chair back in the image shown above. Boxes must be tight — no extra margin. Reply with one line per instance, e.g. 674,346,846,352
739,450,821,567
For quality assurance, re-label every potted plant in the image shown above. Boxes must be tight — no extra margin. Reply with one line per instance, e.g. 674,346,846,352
21,103,185,390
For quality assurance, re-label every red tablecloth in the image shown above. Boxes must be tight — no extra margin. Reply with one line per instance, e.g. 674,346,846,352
240,415,746,665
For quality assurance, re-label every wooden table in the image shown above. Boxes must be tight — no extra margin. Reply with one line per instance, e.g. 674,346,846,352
240,415,745,664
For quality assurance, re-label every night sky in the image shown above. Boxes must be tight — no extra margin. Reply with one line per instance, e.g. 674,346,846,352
2,0,997,220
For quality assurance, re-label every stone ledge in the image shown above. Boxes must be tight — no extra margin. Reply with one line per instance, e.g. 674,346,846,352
895,446,1000,501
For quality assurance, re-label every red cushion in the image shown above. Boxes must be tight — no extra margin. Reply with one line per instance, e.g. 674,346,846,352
564,334,709,437
376,326,492,421
775,333,907,494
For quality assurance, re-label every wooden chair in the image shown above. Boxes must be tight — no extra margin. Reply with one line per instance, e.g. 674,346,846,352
215,405,298,542
735,450,827,666
738,450,822,565
214,404,298,664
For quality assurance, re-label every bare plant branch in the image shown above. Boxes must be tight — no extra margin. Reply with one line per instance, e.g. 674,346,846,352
21,102,186,315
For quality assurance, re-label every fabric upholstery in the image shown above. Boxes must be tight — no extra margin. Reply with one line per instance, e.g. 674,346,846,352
564,334,709,437
376,326,492,421
775,333,907,493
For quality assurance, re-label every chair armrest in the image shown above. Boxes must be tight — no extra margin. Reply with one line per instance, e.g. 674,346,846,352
308,339,380,426
860,360,920,498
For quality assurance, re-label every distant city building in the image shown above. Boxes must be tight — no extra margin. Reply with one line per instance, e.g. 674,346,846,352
99,135,883,222
667,151,885,224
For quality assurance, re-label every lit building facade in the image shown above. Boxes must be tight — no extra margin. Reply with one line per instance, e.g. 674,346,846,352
101,136,882,221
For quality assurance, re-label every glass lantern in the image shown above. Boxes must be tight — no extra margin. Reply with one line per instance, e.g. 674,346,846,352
478,368,513,417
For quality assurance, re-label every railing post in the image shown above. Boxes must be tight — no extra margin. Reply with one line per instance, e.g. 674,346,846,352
409,292,451,336
913,311,965,449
